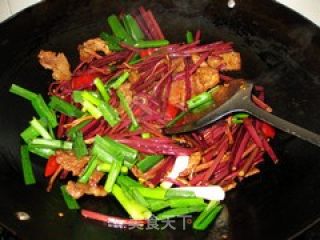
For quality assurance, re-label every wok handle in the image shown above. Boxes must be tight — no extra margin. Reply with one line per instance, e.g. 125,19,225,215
245,101,320,147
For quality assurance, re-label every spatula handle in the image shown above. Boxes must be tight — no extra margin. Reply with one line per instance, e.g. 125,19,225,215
246,102,320,147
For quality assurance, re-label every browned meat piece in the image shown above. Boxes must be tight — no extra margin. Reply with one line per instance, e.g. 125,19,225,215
78,38,111,62
191,54,208,67
191,66,220,95
38,50,71,81
168,79,186,106
55,150,90,176
168,67,219,106
172,57,185,73
66,181,107,199
180,152,202,177
207,52,241,71
89,170,104,186
128,70,140,84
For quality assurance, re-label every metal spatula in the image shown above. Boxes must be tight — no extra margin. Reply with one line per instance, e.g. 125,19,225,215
164,80,320,147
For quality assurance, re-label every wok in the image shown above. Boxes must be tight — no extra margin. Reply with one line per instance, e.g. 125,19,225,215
0,0,320,239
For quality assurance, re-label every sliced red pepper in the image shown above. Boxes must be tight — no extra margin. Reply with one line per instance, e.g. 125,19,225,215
139,48,155,58
44,155,59,177
165,103,179,119
261,122,276,139
71,73,98,90
81,209,147,227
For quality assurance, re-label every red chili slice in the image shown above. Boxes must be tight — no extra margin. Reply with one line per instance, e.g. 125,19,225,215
165,103,179,119
139,48,155,58
44,155,59,177
261,122,276,138
71,73,98,90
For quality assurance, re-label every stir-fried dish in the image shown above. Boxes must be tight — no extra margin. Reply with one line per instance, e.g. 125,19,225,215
10,7,277,230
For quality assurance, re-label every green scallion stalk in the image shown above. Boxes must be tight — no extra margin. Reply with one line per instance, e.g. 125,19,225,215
81,91,101,106
146,199,169,212
98,102,120,127
116,181,135,200
122,14,145,41
107,15,134,44
20,145,36,185
110,71,130,89
156,205,205,221
95,136,138,166
133,40,170,48
168,198,206,208
94,78,110,102
30,118,52,140
112,184,152,220
104,157,124,193
191,98,214,114
128,53,141,65
192,201,223,230
136,155,164,173
141,132,151,139
165,189,196,199
28,146,55,159
97,163,128,174
81,100,102,119
186,31,194,44
66,119,92,137
78,155,99,184
30,138,73,150
21,118,47,143
47,124,55,139
31,95,57,128
100,32,123,51
49,96,83,118
231,113,249,124
72,90,84,103
71,131,88,158
21,125,41,143
231,118,244,124
136,187,167,200
130,188,150,208
166,111,187,128
117,90,139,131
115,176,144,204
233,113,249,119
187,92,213,109
91,144,116,164
78,91,100,102
93,141,137,169
9,84,37,101
60,185,80,210
116,175,142,188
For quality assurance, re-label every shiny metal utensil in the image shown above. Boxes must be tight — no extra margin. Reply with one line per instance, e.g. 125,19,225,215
165,80,320,147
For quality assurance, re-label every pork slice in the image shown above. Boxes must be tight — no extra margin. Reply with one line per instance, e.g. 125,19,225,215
55,150,90,176
207,52,241,71
191,66,220,95
66,180,107,199
78,38,111,62
38,50,72,81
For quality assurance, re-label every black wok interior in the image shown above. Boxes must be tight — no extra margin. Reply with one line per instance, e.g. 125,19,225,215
0,0,320,239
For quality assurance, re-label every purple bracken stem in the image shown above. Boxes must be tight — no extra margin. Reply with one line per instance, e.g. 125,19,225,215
243,118,263,148
261,137,278,163
232,130,251,170
146,9,165,39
